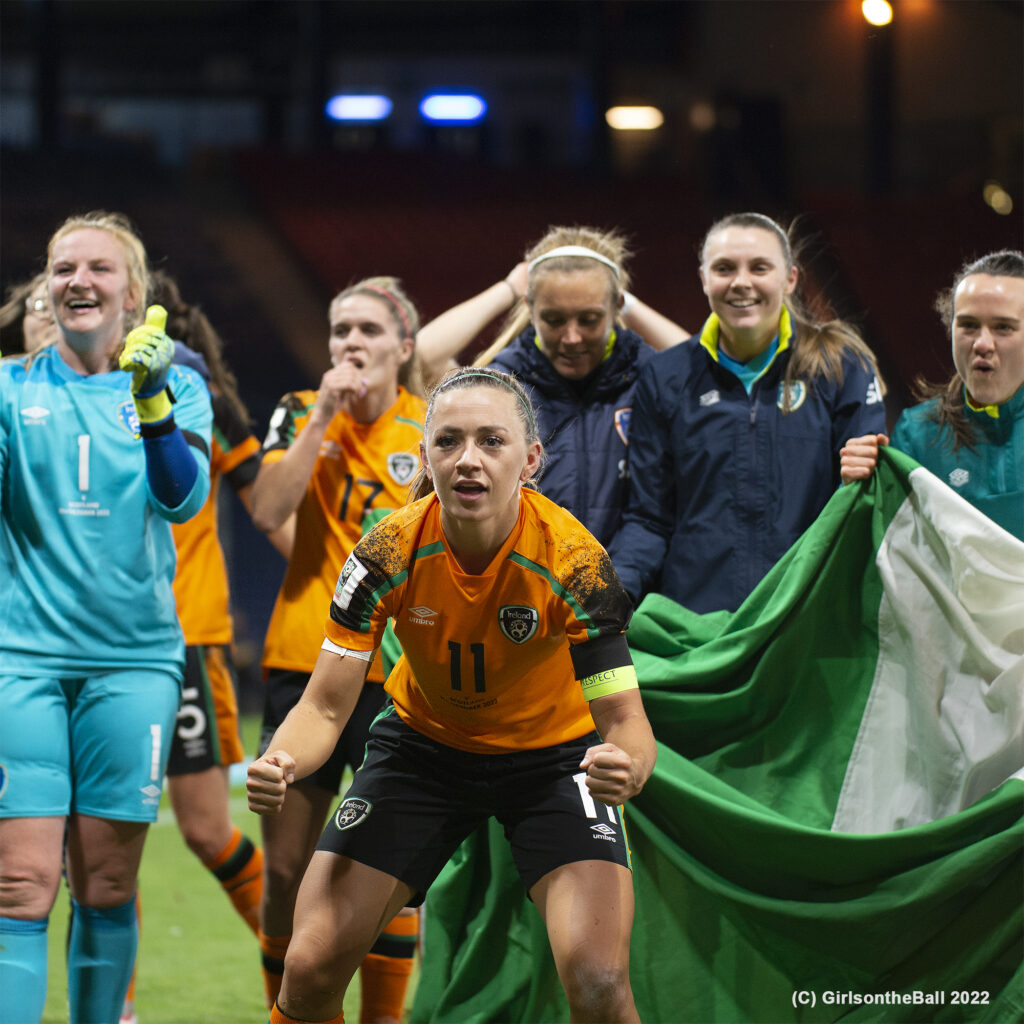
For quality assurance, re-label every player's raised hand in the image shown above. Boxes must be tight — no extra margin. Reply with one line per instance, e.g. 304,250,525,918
120,304,173,397
247,750,297,814
310,361,369,423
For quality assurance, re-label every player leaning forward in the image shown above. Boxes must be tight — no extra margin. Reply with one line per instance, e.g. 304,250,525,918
249,366,656,1024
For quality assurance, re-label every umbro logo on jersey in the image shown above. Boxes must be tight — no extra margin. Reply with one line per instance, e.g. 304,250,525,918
948,468,970,488
408,606,437,625
590,823,617,842
20,405,51,423
498,605,539,644
388,452,418,485
334,797,372,831
320,440,342,459
699,389,720,407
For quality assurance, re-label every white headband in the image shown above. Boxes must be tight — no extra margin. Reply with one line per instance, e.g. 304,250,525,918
527,245,621,280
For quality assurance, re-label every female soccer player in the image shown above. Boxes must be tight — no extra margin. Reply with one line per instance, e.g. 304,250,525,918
415,225,688,547
610,211,888,612
0,211,211,1023
840,249,1023,540
250,277,425,1017
248,366,656,1024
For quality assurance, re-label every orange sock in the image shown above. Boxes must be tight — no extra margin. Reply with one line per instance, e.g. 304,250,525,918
359,910,419,1024
270,1002,345,1024
205,826,263,935
260,931,291,1009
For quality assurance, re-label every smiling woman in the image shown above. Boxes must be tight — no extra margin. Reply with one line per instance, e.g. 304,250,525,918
247,365,655,1024
609,211,889,614
0,211,212,1024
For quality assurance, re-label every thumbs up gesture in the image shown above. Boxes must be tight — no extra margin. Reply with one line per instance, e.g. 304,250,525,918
120,304,173,398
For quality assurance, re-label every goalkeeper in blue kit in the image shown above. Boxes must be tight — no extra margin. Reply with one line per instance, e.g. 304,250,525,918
0,212,212,1024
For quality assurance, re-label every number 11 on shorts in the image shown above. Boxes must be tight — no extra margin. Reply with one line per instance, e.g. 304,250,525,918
572,771,617,822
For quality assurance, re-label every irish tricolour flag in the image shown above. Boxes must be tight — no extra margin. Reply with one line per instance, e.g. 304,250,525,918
411,448,1023,1024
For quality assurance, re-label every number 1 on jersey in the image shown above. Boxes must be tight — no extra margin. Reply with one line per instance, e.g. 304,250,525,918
77,434,90,492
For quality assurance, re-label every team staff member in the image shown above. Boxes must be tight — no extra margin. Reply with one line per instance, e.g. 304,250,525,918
611,211,888,612
0,211,211,1024
250,277,425,1019
841,250,1024,539
248,367,656,1024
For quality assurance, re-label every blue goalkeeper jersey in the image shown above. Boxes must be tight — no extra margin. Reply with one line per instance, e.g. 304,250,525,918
0,345,212,675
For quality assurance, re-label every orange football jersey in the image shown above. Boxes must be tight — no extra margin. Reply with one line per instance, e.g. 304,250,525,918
262,386,425,675
172,392,262,644
324,488,634,753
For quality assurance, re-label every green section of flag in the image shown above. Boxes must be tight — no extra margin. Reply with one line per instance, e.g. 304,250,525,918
411,450,1024,1023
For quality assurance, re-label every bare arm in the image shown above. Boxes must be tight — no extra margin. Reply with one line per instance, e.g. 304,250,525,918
417,262,528,381
839,432,890,484
583,688,657,806
249,363,366,532
622,294,690,351
247,648,370,813
236,481,294,560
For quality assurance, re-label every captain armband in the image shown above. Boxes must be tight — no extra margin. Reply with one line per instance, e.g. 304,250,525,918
320,637,374,661
580,664,639,701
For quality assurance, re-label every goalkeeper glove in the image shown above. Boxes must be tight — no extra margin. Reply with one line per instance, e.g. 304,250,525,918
120,304,174,424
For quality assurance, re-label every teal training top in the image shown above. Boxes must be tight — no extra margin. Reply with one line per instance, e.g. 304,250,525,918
891,384,1024,541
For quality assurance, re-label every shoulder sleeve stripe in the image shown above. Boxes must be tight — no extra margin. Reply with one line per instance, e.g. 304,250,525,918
360,539,447,628
181,428,210,459
333,538,448,633
224,452,260,491
506,551,599,638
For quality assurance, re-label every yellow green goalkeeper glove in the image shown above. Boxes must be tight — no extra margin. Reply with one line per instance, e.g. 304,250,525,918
120,304,174,424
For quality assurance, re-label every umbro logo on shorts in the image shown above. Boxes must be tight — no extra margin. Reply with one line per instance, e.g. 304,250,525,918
590,823,617,842
334,797,372,831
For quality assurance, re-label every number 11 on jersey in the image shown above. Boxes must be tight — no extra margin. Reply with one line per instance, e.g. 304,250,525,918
448,640,486,693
